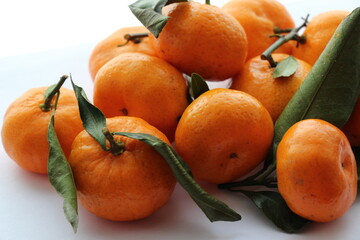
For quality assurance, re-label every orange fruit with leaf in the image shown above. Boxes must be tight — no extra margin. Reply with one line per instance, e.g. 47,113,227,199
1,78,83,174
68,116,176,221
148,1,248,80
231,53,312,122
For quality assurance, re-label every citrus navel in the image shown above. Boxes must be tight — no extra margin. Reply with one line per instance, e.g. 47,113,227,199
277,119,357,222
68,116,176,221
93,52,189,141
149,1,248,81
89,26,156,80
230,53,312,122
1,87,83,174
342,98,360,146
175,88,274,184
292,10,350,65
222,0,295,60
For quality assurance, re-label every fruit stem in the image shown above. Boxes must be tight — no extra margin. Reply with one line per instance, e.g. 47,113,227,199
205,0,211,5
261,14,310,68
40,75,68,112
102,127,125,156
117,32,149,47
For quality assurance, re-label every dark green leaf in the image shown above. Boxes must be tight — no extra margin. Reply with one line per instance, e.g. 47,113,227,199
113,132,241,222
48,108,78,233
129,0,188,38
71,79,107,150
240,190,310,233
189,73,210,100
352,147,360,181
272,56,298,78
274,8,360,155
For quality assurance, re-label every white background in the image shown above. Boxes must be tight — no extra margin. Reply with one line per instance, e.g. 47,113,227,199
0,0,359,239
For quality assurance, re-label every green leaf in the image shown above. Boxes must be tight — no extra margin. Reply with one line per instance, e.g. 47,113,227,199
352,147,360,181
47,98,78,233
274,8,360,155
71,79,107,150
240,190,310,233
189,73,210,100
129,0,188,38
113,132,241,222
272,56,298,78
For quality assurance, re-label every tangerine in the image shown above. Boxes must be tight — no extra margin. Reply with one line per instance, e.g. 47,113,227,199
175,88,274,184
89,26,156,80
292,10,350,65
1,87,83,174
231,53,312,122
277,119,357,222
93,52,189,141
149,1,248,80
222,0,295,60
68,116,176,221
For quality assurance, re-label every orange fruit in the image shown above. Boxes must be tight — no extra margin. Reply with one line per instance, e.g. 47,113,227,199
277,119,357,222
175,88,274,184
342,98,360,146
1,87,83,174
149,1,248,81
230,53,312,122
68,116,176,221
292,10,350,65
93,52,189,141
222,0,295,60
89,26,156,80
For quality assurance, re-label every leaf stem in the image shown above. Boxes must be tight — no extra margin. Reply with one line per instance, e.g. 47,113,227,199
117,32,149,47
218,164,277,189
102,127,125,156
40,75,68,112
261,14,309,67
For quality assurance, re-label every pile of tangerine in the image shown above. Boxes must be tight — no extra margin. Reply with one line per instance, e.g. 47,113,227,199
1,0,358,226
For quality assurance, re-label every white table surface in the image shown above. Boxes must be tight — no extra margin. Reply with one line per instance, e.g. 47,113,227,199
0,1,359,239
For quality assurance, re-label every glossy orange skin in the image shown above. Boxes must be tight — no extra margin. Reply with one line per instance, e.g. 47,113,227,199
342,98,360,146
277,119,357,222
292,10,349,65
68,116,176,221
231,53,312,122
1,87,83,174
175,88,274,184
149,1,248,81
93,52,188,141
222,0,295,60
89,26,156,80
